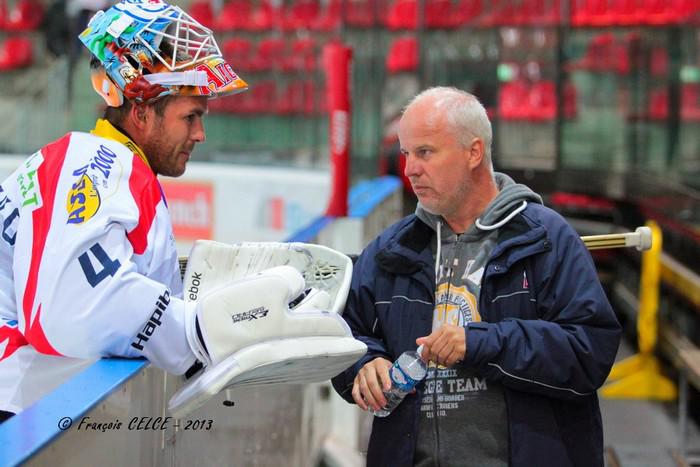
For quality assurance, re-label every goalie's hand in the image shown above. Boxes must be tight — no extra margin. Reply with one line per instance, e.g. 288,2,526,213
185,265,303,367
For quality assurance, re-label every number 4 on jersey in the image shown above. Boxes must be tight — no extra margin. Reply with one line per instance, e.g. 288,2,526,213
79,242,121,287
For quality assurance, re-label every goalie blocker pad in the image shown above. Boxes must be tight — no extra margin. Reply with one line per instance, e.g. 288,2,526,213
169,241,366,417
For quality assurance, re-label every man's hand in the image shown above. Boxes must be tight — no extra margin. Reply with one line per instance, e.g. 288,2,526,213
352,357,393,411
416,323,466,367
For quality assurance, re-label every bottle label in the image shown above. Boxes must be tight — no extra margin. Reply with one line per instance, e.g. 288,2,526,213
390,363,419,392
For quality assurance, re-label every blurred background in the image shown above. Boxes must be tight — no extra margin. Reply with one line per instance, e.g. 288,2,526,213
1,1,699,465
0,0,698,185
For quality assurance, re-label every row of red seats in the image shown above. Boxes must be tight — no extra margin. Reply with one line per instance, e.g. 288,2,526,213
567,32,668,76
223,37,317,71
648,84,700,121
499,80,578,121
191,0,337,31
0,0,43,31
571,0,699,26
209,79,326,114
223,34,420,75
191,0,699,31
0,36,32,70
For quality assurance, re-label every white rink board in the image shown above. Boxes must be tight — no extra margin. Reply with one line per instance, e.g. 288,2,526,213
0,156,330,255
164,163,330,253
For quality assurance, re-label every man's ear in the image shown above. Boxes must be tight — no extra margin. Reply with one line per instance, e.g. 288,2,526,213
466,137,485,169
129,103,152,131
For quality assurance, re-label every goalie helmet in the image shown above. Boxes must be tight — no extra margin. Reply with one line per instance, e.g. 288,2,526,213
79,0,247,107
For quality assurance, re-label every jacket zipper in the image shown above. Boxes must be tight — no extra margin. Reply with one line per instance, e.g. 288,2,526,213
431,234,462,466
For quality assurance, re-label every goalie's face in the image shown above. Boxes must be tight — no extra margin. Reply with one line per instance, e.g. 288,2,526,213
141,96,208,177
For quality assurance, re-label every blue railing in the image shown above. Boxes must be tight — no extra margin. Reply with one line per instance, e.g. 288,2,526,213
0,176,400,467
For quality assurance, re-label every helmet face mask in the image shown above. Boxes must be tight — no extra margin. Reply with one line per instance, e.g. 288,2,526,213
80,0,247,106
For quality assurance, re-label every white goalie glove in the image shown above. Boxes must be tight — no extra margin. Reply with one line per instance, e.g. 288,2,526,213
169,241,367,418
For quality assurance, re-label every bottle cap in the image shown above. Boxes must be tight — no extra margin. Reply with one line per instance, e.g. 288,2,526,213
416,344,424,357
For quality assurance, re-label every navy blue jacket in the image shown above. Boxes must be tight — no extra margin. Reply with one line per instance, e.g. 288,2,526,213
331,203,621,467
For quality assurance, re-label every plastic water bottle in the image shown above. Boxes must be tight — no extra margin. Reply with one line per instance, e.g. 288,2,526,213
371,346,427,417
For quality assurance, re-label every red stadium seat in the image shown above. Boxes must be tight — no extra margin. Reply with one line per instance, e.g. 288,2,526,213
571,0,612,26
648,88,668,120
345,0,379,27
425,0,453,28
5,0,43,31
386,36,418,73
282,38,317,71
249,0,276,31
279,0,320,31
216,0,252,31
527,80,556,121
384,0,417,29
0,36,33,70
498,79,529,120
568,32,630,75
223,38,252,71
188,0,214,29
312,0,341,31
250,37,286,71
452,0,482,26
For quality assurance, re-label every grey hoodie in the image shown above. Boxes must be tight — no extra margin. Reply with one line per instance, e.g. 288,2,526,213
413,173,542,467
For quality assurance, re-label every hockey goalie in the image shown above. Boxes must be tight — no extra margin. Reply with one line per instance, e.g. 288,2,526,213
0,0,365,420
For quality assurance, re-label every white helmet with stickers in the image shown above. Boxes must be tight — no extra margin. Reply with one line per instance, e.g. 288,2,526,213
79,0,247,106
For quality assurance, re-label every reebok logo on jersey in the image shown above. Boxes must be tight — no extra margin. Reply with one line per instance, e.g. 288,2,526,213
131,291,171,351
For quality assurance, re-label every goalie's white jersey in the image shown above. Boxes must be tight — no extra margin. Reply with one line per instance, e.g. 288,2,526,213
0,120,196,413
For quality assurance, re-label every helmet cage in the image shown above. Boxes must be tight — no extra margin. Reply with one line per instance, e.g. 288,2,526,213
135,5,222,72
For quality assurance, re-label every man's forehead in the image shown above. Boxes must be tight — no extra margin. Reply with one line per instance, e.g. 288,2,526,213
399,111,443,140
167,96,208,113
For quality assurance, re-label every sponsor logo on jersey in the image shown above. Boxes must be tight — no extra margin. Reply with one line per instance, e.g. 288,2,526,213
231,306,269,323
66,174,101,224
16,151,44,210
131,291,171,351
67,144,124,224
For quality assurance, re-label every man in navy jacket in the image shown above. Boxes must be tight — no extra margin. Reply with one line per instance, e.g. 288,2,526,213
331,87,621,467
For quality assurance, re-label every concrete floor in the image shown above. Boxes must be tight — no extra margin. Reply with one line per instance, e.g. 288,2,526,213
601,338,700,467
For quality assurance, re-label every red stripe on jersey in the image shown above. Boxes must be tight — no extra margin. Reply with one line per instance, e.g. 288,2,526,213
0,325,28,360
22,134,71,356
126,156,161,255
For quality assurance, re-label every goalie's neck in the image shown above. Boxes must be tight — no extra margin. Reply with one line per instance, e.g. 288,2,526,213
91,119,151,170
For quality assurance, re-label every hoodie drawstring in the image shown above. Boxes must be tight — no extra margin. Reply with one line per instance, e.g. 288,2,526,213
475,201,528,231
435,220,441,283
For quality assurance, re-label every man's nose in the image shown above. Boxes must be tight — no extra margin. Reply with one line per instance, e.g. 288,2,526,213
192,119,206,143
403,154,420,178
